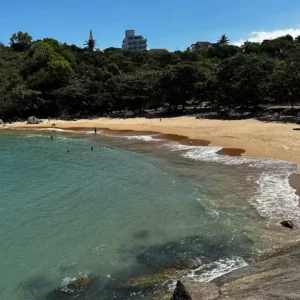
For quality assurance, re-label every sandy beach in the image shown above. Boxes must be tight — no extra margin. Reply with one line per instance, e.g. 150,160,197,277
5,116,300,171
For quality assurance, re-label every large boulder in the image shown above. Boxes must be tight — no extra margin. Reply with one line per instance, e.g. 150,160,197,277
27,116,43,124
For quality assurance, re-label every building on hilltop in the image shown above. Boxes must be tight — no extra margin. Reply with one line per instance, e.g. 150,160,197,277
148,48,168,54
190,41,213,51
122,30,147,51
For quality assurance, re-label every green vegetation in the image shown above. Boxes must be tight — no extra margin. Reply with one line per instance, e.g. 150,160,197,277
1,32,300,120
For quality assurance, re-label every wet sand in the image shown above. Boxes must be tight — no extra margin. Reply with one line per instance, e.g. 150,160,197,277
289,173,300,197
3,116,300,171
217,148,246,156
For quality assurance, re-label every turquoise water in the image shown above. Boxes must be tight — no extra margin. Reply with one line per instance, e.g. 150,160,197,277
0,130,298,299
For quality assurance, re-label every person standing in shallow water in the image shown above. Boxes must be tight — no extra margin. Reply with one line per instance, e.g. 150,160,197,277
94,128,97,134
50,135,53,140
91,146,93,151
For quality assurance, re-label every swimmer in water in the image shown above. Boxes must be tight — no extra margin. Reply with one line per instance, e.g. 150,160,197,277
91,146,93,151
51,135,53,140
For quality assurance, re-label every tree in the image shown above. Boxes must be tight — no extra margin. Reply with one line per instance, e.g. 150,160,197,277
159,63,205,110
241,42,261,54
10,31,33,51
84,30,97,52
260,36,295,58
212,53,273,113
270,49,300,109
217,34,230,46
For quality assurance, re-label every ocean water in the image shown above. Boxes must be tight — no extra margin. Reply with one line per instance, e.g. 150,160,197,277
0,129,299,300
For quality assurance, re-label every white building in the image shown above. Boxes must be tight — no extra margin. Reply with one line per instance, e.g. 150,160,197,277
122,30,147,51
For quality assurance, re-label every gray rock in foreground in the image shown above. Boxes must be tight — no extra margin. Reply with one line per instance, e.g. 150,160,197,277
27,116,43,124
171,244,300,300
171,280,219,300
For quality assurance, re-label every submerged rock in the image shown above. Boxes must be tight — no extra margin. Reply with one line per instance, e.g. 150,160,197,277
122,268,177,288
48,275,94,298
28,116,43,124
280,220,295,230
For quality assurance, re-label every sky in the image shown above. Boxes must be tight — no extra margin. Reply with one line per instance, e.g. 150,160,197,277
1,0,300,50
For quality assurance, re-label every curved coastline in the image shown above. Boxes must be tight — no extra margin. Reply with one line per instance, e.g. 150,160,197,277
3,117,300,198
3,119,300,220
3,116,300,172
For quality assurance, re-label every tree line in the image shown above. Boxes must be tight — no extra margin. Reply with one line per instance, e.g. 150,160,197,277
1,31,300,120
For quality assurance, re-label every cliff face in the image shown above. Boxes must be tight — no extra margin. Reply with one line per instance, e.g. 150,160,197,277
171,245,300,300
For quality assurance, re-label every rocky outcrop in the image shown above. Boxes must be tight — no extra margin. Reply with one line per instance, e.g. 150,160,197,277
27,116,43,124
171,281,192,300
171,244,300,300
0,119,4,124
171,280,219,300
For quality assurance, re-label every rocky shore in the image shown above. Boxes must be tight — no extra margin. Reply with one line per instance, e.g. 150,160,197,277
171,244,300,300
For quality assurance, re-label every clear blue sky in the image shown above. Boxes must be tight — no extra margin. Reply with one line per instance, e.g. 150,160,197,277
1,0,300,50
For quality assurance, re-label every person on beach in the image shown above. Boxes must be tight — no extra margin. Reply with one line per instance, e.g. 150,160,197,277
190,141,193,145
91,146,93,151
94,128,97,134
48,116,50,122
160,118,161,122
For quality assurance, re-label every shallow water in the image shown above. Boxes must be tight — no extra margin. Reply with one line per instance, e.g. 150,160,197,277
0,130,299,299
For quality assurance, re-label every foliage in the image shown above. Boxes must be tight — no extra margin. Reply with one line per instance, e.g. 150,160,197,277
1,31,300,120
217,34,230,46
84,30,97,52
10,31,33,51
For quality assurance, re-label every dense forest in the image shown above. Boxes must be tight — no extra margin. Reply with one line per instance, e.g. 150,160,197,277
1,31,300,120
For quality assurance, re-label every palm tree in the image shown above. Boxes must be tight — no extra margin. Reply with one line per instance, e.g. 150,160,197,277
218,34,230,46
84,30,97,52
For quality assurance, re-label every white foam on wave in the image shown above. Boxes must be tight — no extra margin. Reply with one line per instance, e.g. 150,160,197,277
249,171,300,220
100,132,160,142
167,257,247,290
38,128,76,133
186,257,248,282
167,143,277,166
61,276,76,286
123,135,159,141
166,142,300,220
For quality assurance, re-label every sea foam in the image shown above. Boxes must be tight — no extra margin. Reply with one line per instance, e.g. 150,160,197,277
167,257,248,290
167,142,300,220
186,257,248,282
38,128,76,133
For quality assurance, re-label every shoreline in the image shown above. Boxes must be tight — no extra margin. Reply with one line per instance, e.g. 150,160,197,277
4,116,300,171
3,116,300,200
